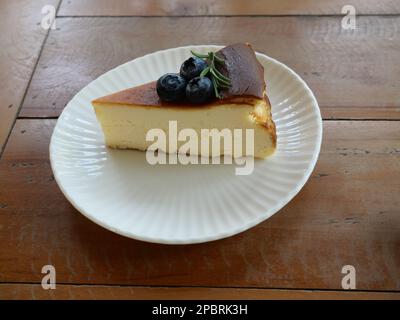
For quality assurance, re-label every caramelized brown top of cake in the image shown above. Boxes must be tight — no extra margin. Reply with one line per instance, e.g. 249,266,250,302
216,43,265,99
93,43,266,107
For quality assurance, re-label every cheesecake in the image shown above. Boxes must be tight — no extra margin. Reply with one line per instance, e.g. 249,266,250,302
92,43,276,158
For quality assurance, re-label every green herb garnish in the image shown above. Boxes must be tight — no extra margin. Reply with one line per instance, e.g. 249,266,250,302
191,50,231,99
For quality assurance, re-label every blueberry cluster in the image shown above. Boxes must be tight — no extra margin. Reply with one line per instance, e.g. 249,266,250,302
156,57,214,104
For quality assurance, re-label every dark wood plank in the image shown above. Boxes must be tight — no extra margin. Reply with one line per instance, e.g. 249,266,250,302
1,284,399,300
59,0,400,16
0,0,59,153
0,119,399,290
19,17,400,119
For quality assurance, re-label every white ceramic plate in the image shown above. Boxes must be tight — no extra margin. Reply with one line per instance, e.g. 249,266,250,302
50,45,322,244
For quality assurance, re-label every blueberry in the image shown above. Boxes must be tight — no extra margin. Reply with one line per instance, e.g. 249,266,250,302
185,77,214,104
180,57,208,80
156,73,187,102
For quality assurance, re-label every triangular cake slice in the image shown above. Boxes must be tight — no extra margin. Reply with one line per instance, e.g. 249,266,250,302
92,43,276,158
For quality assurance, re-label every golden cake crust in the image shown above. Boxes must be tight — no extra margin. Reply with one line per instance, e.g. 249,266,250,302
93,81,263,108
93,43,266,108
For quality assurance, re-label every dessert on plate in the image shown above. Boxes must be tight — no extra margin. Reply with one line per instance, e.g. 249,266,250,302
92,43,276,158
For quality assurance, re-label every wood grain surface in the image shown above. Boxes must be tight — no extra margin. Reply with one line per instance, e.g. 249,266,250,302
0,0,59,153
1,284,399,300
1,0,399,300
58,0,400,16
19,17,400,119
0,120,398,291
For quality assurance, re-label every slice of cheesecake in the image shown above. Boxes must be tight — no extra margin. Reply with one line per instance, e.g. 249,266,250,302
92,43,276,158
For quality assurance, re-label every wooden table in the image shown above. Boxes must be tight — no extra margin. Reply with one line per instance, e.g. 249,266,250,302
0,0,399,300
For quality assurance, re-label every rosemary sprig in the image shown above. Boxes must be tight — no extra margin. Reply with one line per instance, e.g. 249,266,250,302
191,50,231,99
